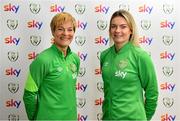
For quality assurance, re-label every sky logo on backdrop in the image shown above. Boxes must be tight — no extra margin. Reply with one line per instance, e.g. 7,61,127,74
4,3,19,13
28,52,38,60
160,82,175,92
160,20,175,29
77,52,88,61
95,4,110,14
4,36,20,46
160,51,175,61
138,4,153,14
95,36,109,45
6,99,21,108
78,113,88,121
95,68,101,75
161,113,176,121
76,82,88,92
5,68,21,77
139,36,153,45
50,4,65,12
27,20,43,30
95,97,103,106
77,20,87,30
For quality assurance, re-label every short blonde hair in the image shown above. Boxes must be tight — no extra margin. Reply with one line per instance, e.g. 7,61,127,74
50,12,76,34
109,10,139,46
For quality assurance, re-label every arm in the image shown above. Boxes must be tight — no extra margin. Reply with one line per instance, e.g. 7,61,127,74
23,57,47,120
138,52,159,120
23,72,39,120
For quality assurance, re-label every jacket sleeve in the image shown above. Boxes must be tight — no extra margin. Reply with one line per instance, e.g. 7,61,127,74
138,52,159,120
23,89,38,120
23,57,47,120
23,71,39,120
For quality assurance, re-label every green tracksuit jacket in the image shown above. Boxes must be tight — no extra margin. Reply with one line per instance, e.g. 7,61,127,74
100,42,158,120
23,44,80,120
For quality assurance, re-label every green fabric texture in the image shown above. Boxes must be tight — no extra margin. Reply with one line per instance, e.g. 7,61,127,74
23,90,38,120
24,72,38,92
100,42,158,120
23,44,80,120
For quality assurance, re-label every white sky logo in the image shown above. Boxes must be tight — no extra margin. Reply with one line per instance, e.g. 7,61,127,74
115,70,127,79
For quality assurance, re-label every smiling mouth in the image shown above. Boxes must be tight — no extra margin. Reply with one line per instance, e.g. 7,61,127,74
60,37,70,40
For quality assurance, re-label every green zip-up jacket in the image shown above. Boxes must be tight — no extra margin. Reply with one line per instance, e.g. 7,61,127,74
23,44,80,120
100,42,158,120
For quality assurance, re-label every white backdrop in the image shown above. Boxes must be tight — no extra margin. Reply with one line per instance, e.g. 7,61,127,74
0,0,179,120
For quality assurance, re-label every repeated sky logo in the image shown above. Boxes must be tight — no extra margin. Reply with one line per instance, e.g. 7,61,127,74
160,51,175,61
28,52,38,60
160,20,175,29
6,99,21,109
27,20,43,30
4,36,20,46
139,35,153,45
76,82,88,92
95,4,110,14
161,113,176,121
3,3,20,13
78,113,88,121
50,4,65,12
95,36,109,46
160,82,175,92
5,68,21,77
77,20,88,30
138,4,153,14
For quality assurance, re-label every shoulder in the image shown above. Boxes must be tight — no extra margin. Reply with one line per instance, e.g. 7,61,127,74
70,52,80,68
100,46,113,61
71,52,80,62
130,44,152,62
31,46,54,66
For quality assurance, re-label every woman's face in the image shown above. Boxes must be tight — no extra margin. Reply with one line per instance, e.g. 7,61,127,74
53,21,75,48
110,16,132,45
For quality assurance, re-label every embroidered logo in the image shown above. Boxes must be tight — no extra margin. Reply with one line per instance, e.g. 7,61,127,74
57,67,63,72
70,64,77,79
118,59,128,70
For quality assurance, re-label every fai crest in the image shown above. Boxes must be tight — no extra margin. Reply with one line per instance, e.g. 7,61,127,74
119,4,130,11
162,66,173,77
97,113,103,121
118,59,128,70
75,4,86,14
97,20,107,30
141,20,151,30
97,51,101,60
163,97,174,108
7,19,18,30
75,36,86,46
30,35,41,46
77,98,86,108
29,3,41,14
162,35,173,46
8,83,19,94
78,67,86,77
8,51,19,62
163,4,173,14
97,82,104,92
8,114,19,121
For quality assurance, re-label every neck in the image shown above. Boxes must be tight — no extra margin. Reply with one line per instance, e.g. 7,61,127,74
55,44,68,56
115,41,128,52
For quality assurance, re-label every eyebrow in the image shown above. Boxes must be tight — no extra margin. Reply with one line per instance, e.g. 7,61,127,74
111,24,128,26
57,26,73,29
